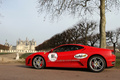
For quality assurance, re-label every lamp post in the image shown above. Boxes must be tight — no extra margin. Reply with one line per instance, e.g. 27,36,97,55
113,35,116,54
113,43,116,54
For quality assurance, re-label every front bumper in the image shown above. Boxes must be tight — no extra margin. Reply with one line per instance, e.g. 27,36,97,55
25,56,33,67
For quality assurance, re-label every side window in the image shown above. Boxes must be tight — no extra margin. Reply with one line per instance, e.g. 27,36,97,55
53,45,84,52
67,45,84,51
53,46,71,52
74,46,84,50
53,46,65,52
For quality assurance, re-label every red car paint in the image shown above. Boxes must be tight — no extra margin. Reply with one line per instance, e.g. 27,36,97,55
26,44,116,69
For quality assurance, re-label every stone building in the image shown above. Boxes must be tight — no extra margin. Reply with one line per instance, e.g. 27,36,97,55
16,38,36,51
1,38,37,53
4,40,9,47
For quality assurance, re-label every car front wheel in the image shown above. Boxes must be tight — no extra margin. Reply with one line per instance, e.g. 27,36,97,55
32,56,45,69
88,56,106,72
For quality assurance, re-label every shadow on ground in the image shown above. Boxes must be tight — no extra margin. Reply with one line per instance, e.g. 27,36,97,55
16,65,90,72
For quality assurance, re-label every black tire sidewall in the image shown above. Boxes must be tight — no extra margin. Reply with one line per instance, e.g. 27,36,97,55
88,56,106,72
32,56,45,69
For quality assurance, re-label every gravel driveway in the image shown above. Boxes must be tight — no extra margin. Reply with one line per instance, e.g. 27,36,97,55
0,63,120,80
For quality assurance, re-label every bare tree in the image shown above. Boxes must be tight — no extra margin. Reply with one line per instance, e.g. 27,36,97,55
88,33,100,46
106,31,114,46
106,28,120,46
77,21,97,45
67,26,81,44
36,20,97,50
0,44,9,50
38,0,120,48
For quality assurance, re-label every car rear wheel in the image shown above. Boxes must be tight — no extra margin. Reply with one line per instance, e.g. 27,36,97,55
32,56,45,69
88,56,106,72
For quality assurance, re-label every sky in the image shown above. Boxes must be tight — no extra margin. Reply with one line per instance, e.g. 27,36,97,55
0,0,120,46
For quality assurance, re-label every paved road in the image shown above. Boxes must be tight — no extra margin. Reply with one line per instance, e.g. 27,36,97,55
0,63,120,80
0,53,24,63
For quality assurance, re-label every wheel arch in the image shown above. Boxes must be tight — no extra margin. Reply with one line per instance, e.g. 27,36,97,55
32,55,46,67
87,54,107,68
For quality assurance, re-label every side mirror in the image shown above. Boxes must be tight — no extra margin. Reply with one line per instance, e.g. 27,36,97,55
48,49,53,53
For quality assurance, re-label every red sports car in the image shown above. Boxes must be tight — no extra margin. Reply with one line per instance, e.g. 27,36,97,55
26,44,116,72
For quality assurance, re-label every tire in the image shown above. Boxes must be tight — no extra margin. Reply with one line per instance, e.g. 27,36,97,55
88,56,106,72
32,56,45,69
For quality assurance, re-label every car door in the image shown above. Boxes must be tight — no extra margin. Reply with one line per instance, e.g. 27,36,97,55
47,45,73,67
70,45,87,67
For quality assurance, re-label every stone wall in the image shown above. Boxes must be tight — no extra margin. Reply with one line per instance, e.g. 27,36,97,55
0,50,38,53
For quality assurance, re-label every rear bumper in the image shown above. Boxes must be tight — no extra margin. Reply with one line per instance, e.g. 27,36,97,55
106,54,116,67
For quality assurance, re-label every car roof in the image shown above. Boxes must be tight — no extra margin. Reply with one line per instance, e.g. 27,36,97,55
57,44,89,48
54,44,112,51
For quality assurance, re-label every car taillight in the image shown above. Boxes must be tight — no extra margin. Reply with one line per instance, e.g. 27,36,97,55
111,50,115,55
112,51,114,54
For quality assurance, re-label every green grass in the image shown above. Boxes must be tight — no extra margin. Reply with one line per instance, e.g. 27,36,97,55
115,53,120,68
20,53,33,59
0,53,11,55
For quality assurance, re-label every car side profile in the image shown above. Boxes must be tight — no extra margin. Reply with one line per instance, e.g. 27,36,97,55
26,44,116,72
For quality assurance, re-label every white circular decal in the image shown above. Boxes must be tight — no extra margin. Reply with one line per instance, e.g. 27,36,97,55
48,53,58,62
